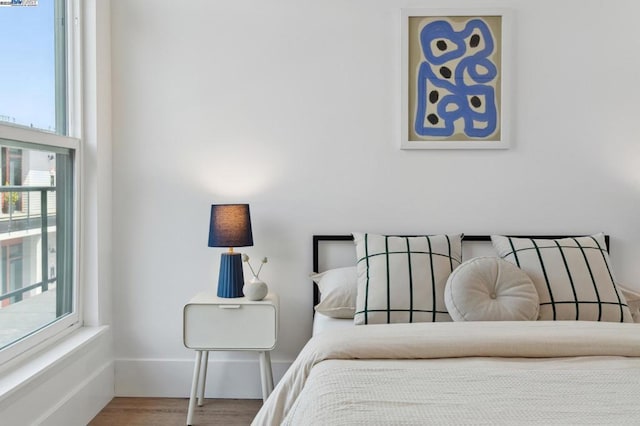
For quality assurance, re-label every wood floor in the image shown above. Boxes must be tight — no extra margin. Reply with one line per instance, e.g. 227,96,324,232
89,397,263,426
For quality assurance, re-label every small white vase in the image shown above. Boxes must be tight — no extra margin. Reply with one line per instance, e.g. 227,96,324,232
244,277,268,301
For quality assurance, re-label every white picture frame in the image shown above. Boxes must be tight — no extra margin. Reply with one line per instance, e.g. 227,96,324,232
401,8,513,150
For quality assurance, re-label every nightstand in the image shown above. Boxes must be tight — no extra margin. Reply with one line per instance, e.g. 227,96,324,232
183,292,278,426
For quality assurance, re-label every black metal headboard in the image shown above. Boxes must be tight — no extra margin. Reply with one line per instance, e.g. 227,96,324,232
312,234,610,308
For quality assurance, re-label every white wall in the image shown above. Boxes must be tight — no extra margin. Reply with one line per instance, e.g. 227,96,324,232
111,0,640,397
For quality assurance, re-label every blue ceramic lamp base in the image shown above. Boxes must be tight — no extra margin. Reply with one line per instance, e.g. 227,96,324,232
217,252,245,298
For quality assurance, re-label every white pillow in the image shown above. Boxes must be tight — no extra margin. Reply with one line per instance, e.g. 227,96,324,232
619,285,640,323
311,267,357,319
353,233,462,325
445,257,539,321
491,234,633,322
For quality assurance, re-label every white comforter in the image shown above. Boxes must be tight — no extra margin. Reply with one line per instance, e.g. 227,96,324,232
252,321,640,425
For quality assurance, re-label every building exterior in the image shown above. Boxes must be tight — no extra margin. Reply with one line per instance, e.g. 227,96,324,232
0,146,57,347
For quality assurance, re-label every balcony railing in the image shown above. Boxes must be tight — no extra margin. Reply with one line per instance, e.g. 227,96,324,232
0,186,56,304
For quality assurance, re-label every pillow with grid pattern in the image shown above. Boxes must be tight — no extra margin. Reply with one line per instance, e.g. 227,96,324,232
491,234,632,322
353,233,462,325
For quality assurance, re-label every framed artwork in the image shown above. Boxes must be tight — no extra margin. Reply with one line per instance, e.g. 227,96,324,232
401,9,512,149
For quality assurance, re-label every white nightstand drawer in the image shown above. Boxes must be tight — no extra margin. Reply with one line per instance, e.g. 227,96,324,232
183,298,277,350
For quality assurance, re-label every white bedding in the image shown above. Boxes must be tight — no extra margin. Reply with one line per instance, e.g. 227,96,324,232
252,321,640,425
311,312,353,336
285,357,640,425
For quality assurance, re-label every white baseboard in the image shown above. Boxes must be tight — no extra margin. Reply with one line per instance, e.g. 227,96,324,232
115,357,292,398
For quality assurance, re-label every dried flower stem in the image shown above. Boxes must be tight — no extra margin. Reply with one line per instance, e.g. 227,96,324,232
243,255,268,279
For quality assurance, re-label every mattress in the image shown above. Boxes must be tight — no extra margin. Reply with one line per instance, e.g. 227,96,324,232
312,312,353,336
253,321,640,425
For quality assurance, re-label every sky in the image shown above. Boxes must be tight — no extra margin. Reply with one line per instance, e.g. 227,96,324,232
0,0,56,132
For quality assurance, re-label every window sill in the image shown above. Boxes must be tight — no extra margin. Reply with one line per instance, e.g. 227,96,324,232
0,325,110,403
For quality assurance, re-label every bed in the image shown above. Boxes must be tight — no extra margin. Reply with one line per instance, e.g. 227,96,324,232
252,234,640,425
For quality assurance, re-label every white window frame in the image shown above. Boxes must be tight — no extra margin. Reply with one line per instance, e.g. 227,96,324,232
0,0,82,366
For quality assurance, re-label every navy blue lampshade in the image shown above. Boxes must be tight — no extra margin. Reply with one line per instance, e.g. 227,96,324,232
208,204,253,298
208,204,254,248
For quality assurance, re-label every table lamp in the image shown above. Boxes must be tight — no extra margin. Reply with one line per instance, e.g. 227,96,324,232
208,204,254,298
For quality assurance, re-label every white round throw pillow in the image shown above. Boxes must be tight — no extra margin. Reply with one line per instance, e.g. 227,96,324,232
445,257,539,321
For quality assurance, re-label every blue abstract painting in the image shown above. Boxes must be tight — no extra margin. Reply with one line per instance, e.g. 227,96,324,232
410,16,501,142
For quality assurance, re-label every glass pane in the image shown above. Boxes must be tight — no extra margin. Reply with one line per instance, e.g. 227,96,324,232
0,0,66,134
0,139,74,350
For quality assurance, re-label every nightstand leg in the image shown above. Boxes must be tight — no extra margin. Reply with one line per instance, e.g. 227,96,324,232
187,350,203,426
259,351,274,401
264,351,274,393
197,351,209,406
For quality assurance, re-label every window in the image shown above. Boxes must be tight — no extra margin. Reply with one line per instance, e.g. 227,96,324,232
0,0,79,364
2,148,23,212
0,0,67,134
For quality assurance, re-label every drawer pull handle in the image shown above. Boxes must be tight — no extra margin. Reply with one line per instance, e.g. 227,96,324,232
219,305,241,309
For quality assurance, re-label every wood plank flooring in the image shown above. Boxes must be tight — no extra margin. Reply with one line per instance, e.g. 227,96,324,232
89,397,262,426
